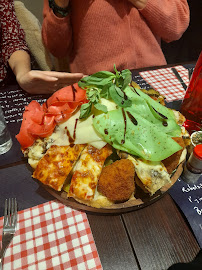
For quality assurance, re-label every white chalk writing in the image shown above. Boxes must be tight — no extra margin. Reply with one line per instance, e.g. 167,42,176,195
186,194,202,216
0,88,46,123
182,183,202,193
194,207,202,215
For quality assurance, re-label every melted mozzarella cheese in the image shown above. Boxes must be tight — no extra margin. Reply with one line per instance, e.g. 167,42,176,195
33,144,85,191
68,144,112,201
25,139,47,169
178,148,187,165
47,98,117,149
59,110,104,146
127,155,170,195
173,110,186,125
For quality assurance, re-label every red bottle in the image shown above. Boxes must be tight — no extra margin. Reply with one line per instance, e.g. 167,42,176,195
180,51,202,134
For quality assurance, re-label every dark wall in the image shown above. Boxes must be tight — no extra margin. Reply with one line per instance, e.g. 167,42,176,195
162,1,202,64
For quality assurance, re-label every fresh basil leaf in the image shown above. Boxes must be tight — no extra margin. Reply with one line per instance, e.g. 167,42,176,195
115,76,124,88
87,87,101,103
114,64,120,78
115,85,132,108
78,67,132,116
79,102,92,119
121,69,132,89
100,84,112,99
94,103,108,113
121,69,131,78
90,71,115,78
79,71,115,86
115,85,125,97
114,69,132,90
78,80,88,89
109,83,116,99
93,77,115,86
109,84,132,108
79,77,114,88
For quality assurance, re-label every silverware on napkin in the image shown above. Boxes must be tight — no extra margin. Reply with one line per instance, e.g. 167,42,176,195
171,67,187,91
0,198,17,270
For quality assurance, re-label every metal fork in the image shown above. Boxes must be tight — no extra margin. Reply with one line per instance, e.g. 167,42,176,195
0,198,17,270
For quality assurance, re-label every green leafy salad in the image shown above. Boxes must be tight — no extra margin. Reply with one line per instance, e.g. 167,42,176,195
78,66,182,162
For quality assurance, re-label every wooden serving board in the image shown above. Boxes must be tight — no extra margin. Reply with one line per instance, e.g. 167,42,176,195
45,163,184,214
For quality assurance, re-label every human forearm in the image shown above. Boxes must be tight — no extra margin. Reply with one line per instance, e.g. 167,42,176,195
8,49,83,95
8,50,31,80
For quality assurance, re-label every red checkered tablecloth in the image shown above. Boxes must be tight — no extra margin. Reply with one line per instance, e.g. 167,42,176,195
140,65,190,102
0,200,103,270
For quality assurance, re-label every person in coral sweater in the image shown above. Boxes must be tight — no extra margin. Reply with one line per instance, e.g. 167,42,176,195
42,0,190,75
0,0,83,94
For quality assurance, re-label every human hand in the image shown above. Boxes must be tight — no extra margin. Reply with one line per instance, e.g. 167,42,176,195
128,0,148,10
54,0,69,8
16,70,84,94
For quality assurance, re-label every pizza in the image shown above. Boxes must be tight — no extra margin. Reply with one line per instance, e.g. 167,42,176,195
16,68,190,210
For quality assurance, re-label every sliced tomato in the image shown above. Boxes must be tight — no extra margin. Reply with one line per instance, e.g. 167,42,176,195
24,101,44,124
16,83,87,149
27,115,56,138
54,103,78,122
47,83,87,106
25,100,41,111
16,119,36,149
54,113,72,123
46,103,73,116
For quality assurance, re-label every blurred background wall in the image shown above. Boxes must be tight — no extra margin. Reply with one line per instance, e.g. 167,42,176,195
15,0,43,24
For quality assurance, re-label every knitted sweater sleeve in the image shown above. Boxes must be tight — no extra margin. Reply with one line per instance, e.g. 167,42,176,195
42,0,72,58
139,0,190,42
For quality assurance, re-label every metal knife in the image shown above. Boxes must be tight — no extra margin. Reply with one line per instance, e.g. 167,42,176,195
171,67,187,91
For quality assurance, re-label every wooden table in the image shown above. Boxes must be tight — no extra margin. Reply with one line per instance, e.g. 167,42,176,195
0,64,200,270
88,194,200,270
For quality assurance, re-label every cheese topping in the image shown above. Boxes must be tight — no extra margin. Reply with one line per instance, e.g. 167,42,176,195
32,144,85,191
68,144,112,201
127,155,170,195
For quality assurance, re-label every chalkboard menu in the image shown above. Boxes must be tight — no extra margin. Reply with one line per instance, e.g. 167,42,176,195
0,85,48,124
169,176,202,248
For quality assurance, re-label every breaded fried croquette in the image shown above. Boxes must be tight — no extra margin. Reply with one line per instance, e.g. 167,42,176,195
98,159,135,202
162,137,185,174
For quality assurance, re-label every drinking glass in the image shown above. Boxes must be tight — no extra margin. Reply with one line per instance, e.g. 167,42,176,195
180,51,202,134
0,105,12,155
